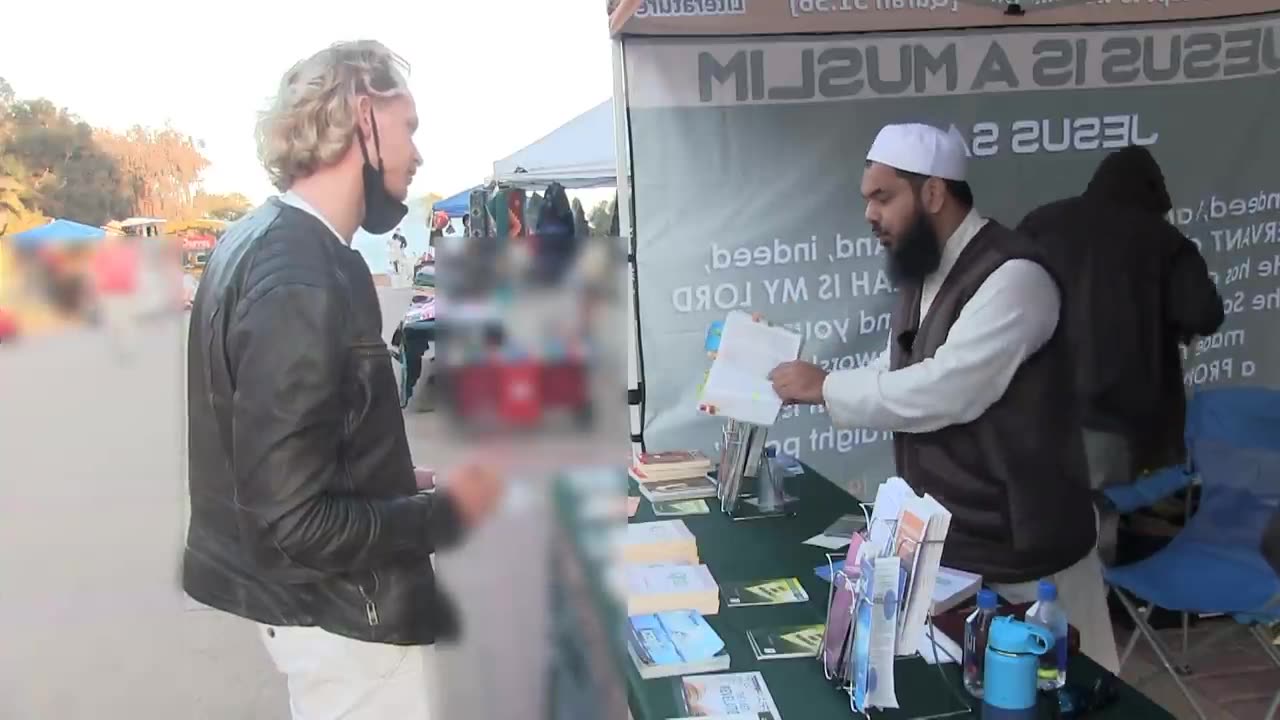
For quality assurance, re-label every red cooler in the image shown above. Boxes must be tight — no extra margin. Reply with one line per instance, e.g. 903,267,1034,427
498,357,542,425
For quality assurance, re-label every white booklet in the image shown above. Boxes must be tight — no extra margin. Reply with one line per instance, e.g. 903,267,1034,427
674,671,782,719
698,311,802,427
892,493,953,657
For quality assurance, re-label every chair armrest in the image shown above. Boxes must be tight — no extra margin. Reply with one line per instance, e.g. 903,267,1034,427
1102,465,1195,515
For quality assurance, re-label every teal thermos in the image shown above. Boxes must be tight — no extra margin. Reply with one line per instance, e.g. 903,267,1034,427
981,616,1055,719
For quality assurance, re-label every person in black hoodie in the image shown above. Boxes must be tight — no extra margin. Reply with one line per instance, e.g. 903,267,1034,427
1017,146,1224,491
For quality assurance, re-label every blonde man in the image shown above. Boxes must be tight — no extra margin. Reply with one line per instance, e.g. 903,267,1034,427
183,41,504,720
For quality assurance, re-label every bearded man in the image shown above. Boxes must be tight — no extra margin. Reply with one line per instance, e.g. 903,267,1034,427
769,123,1119,672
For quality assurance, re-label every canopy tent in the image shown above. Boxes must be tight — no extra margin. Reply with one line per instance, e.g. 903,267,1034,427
607,0,1280,476
9,219,106,250
607,0,1274,34
491,101,616,189
433,187,477,217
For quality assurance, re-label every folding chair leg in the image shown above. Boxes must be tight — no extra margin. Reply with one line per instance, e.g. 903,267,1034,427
1114,590,1212,720
1118,602,1145,669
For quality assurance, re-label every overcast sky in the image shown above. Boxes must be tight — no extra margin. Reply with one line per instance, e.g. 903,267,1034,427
1,0,614,203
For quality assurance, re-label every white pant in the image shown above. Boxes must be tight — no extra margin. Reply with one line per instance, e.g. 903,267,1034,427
258,624,437,720
989,547,1121,674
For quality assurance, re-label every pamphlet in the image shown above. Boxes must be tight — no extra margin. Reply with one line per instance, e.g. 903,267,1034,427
893,494,953,657
803,513,868,549
676,671,782,719
867,477,913,554
653,499,711,517
721,577,809,607
697,310,802,427
852,553,902,712
637,475,719,503
747,623,825,660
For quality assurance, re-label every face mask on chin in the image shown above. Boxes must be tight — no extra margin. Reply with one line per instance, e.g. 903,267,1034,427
356,112,408,236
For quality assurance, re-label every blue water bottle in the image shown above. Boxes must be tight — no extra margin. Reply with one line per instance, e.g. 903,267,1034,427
982,616,1055,719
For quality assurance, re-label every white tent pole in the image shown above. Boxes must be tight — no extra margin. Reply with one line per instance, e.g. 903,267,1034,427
613,36,643,458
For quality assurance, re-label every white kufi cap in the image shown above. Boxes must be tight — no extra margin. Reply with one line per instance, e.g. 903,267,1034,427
866,123,968,182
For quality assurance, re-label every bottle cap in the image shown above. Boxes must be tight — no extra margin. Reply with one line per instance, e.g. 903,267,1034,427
1037,579,1058,601
977,588,997,610
765,447,777,458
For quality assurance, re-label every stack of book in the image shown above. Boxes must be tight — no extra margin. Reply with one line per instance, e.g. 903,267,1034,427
621,519,701,565
617,519,726,679
629,450,718,503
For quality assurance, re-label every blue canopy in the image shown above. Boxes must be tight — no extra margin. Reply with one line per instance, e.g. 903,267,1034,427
10,219,106,250
434,187,477,217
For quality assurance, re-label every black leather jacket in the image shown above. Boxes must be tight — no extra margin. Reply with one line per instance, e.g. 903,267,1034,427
183,198,464,645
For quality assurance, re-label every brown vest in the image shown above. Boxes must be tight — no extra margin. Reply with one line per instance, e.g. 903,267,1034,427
890,221,1095,583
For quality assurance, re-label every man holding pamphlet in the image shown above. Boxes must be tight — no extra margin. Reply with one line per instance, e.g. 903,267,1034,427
769,123,1119,672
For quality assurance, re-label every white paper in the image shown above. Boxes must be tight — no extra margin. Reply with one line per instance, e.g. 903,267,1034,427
867,476,914,556
698,311,802,427
802,534,851,550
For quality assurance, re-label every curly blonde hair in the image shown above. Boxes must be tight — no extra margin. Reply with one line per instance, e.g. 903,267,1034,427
256,40,410,191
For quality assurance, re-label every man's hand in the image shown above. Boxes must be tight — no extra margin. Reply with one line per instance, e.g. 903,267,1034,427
441,464,506,528
414,467,436,491
769,360,829,405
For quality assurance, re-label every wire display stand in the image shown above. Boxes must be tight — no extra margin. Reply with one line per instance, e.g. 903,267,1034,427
714,418,796,521
819,503,973,720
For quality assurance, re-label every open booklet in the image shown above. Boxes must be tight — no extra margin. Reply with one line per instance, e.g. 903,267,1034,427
697,310,803,427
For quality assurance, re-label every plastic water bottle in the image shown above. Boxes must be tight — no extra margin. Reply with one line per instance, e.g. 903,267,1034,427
963,589,999,698
1025,580,1068,690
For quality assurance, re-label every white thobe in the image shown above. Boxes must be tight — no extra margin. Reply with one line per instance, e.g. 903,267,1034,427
821,208,1120,673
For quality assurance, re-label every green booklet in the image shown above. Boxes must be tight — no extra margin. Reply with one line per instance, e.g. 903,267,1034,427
652,499,710,516
721,577,809,607
747,623,826,660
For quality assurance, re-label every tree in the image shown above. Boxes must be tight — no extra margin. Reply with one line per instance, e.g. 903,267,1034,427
1,97,131,227
588,199,612,237
195,191,252,222
419,192,444,214
96,125,210,219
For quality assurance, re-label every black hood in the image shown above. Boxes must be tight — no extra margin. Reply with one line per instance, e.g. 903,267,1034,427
1083,145,1173,215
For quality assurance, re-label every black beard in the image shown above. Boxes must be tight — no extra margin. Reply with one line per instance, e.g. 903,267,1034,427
885,207,942,285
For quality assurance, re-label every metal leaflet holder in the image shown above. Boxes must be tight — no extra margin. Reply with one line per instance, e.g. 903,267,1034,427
705,319,794,521
715,418,794,521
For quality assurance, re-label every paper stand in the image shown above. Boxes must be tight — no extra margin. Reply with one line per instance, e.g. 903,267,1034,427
818,504,972,720
714,418,796,521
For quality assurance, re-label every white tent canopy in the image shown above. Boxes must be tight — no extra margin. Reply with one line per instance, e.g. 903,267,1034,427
492,101,616,189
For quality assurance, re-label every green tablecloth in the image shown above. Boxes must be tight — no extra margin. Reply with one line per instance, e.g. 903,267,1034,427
626,469,1174,720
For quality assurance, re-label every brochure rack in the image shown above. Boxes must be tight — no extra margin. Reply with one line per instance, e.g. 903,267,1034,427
819,505,972,720
715,418,796,521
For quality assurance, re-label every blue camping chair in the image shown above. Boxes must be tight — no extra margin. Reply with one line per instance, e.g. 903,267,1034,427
1104,387,1280,720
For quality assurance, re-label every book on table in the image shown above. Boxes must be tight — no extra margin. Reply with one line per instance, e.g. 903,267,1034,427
626,610,730,679
622,519,700,565
747,623,826,660
721,577,809,607
624,563,720,616
672,671,782,720
652,499,711,517
636,474,719,503
629,450,713,485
